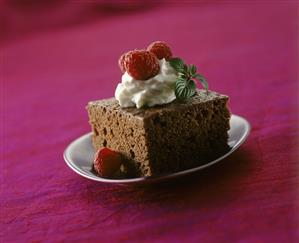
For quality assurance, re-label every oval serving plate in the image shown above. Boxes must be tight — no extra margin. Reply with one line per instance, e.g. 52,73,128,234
64,114,250,185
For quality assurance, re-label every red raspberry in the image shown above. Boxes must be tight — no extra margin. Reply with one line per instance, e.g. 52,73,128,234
124,50,160,80
93,148,122,178
147,41,172,60
118,52,127,73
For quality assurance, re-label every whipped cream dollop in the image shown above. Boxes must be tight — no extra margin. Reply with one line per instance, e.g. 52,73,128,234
115,59,178,108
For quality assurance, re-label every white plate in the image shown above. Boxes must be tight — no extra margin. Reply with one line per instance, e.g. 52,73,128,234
64,114,250,185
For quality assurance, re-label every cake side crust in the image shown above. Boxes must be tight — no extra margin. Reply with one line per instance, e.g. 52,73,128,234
87,89,230,177
144,94,230,175
87,99,150,176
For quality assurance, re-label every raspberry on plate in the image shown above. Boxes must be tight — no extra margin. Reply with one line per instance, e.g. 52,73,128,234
147,41,172,60
124,50,160,80
93,147,122,177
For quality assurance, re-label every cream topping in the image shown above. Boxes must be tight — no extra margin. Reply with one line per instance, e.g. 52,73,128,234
115,59,178,108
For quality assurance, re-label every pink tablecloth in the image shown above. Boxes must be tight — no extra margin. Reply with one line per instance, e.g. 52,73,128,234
1,1,299,242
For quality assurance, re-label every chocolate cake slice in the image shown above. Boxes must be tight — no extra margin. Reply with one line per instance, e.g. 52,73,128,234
87,89,230,177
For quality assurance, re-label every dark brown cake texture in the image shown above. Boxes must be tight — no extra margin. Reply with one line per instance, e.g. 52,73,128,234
87,89,231,177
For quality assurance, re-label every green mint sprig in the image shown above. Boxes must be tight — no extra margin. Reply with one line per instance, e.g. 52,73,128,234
169,57,209,100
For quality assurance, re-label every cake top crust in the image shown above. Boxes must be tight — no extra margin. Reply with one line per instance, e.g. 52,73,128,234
87,89,228,119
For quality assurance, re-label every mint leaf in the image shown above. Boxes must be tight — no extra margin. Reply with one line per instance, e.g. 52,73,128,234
189,64,197,75
178,72,187,79
194,74,209,91
169,57,185,72
172,57,209,100
175,78,196,99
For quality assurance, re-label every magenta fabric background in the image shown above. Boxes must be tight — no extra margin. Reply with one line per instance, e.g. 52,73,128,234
1,1,299,242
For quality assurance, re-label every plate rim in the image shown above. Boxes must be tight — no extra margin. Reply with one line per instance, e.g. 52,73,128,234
63,114,251,184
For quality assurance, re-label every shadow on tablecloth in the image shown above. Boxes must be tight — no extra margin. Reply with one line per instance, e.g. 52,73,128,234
74,148,255,209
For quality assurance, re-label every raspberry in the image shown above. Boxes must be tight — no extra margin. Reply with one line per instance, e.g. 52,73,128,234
147,41,172,60
118,52,127,73
93,147,122,178
124,50,160,80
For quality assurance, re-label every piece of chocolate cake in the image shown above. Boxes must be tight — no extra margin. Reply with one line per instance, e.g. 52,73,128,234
87,89,230,177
